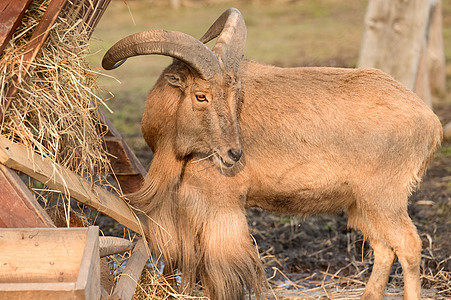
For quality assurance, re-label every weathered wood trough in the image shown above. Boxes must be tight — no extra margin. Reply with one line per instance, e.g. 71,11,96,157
0,227,100,299
0,0,150,299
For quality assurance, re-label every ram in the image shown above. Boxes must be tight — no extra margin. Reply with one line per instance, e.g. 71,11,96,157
102,8,442,300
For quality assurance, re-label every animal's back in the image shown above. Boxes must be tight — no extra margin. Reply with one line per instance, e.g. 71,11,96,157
239,61,442,214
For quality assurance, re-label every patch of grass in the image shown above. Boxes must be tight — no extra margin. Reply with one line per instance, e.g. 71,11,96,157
439,145,451,157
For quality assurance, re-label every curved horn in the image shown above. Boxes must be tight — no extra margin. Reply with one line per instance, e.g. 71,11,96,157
102,30,222,80
199,8,246,74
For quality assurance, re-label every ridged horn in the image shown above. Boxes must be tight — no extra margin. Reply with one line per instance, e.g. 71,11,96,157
199,8,246,74
102,30,222,80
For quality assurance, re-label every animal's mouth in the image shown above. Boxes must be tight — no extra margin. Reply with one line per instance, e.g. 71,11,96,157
219,156,234,168
213,154,235,169
211,147,242,170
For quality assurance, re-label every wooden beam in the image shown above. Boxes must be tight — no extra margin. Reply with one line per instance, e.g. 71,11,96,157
2,0,68,117
85,0,112,39
0,164,55,228
103,115,147,175
111,238,149,300
105,138,141,175
0,135,146,235
0,0,34,55
115,175,145,196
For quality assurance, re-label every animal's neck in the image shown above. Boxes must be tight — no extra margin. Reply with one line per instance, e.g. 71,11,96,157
127,144,184,212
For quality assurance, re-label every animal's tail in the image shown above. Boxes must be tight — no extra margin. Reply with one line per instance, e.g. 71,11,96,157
409,114,443,194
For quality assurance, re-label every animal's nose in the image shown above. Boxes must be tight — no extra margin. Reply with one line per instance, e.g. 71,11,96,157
227,149,242,162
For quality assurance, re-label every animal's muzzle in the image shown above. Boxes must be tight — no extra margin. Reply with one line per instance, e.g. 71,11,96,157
227,148,242,162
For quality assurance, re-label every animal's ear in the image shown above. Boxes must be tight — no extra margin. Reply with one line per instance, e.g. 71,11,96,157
165,73,186,89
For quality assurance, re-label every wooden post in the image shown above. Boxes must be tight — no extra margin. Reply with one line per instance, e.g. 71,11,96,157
111,238,149,300
101,113,147,195
358,0,445,106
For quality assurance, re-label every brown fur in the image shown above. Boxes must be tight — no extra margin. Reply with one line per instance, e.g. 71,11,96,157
129,59,442,300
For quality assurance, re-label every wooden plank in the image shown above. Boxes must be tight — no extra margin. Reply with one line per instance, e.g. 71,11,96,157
87,0,112,39
76,226,100,300
102,115,147,176
111,238,149,300
0,0,34,55
0,283,78,300
0,135,145,235
57,0,110,39
116,175,145,195
105,138,140,175
16,0,67,72
0,228,87,283
0,164,55,228
2,0,68,116
104,137,146,192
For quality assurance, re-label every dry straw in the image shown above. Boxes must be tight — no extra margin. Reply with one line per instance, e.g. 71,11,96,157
0,0,112,185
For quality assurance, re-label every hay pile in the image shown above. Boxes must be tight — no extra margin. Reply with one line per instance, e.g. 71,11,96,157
0,0,112,182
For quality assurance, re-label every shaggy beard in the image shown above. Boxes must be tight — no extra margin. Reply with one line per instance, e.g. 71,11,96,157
127,153,266,299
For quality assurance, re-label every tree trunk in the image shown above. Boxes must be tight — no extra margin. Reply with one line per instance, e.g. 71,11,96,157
427,0,446,97
359,0,445,107
170,0,181,9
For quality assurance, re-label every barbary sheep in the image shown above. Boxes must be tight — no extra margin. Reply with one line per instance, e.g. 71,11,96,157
102,8,442,300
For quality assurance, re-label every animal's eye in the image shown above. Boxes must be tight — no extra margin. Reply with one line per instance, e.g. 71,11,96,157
195,94,208,102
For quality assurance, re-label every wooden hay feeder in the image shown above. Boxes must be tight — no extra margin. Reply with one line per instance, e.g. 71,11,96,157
0,226,100,299
0,0,150,298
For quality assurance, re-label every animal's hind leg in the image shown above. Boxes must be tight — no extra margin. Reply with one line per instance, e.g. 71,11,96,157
383,214,422,300
361,239,396,300
350,190,422,300
348,206,395,300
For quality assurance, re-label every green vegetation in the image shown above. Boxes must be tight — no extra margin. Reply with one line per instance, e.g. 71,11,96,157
439,145,451,156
